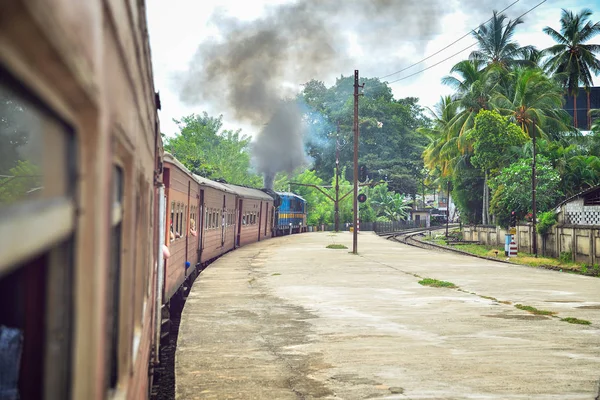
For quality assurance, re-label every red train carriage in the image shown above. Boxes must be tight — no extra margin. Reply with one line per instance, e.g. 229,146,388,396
194,175,237,262
162,153,200,302
224,184,275,246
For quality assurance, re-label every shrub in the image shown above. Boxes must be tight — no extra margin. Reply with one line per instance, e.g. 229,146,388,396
559,251,572,263
537,211,557,235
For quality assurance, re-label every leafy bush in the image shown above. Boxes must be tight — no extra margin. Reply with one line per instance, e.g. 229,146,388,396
537,211,557,235
489,156,562,226
559,251,572,263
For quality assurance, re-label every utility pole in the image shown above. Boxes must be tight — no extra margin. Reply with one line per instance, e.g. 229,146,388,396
334,122,340,232
532,120,538,257
353,70,363,255
445,180,450,238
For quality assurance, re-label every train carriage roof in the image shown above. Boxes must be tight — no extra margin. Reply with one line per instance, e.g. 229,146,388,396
223,183,274,201
164,152,195,179
164,152,237,194
193,175,237,194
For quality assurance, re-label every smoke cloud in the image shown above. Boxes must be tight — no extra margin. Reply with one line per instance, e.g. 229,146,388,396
177,0,526,186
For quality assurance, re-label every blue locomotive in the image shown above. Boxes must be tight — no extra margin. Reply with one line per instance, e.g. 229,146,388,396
274,192,307,235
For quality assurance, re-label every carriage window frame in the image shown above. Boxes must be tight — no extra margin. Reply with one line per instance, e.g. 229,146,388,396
0,68,77,399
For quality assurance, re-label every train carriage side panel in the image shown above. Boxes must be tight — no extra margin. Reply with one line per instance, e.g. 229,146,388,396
224,184,275,247
194,176,237,263
0,0,163,398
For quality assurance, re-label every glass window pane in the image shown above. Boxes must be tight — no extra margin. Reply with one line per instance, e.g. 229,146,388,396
0,73,72,207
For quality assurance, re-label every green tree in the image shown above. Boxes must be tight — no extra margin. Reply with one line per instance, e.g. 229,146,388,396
492,67,571,137
443,60,499,150
301,76,428,197
489,156,562,226
369,183,411,221
470,11,534,70
165,113,262,186
468,109,528,224
543,8,600,128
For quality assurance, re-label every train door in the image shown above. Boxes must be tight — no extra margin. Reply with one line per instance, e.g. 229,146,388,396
236,199,243,247
257,201,263,241
221,195,226,247
264,202,268,237
198,190,204,261
185,181,190,270
198,189,206,263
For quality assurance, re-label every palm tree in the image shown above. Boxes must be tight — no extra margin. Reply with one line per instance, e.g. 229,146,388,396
442,60,500,152
420,96,460,178
470,11,535,70
543,9,600,129
492,67,570,255
492,68,570,136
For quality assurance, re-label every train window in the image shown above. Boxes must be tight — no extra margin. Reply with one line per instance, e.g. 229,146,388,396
170,202,175,241
0,71,76,400
184,205,188,237
0,73,73,208
179,203,183,237
107,165,124,390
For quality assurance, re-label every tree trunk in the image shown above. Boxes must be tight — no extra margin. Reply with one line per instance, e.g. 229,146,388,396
587,91,591,130
573,94,578,128
482,171,489,225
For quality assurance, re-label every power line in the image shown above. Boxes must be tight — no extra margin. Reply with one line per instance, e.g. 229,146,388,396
379,0,521,79
385,0,548,84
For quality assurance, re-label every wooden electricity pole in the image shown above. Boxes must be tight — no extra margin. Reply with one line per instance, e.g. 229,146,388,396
334,122,340,232
532,120,538,257
353,70,363,255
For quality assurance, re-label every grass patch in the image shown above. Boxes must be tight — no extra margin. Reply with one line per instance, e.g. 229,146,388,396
514,304,556,316
452,243,591,273
271,273,281,276
452,243,498,257
418,278,457,288
480,295,499,302
326,244,348,249
560,317,592,325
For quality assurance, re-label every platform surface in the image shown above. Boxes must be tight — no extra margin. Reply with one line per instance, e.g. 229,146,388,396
176,231,600,399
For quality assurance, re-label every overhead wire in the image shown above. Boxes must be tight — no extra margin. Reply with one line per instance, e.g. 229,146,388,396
380,0,521,79
383,0,548,84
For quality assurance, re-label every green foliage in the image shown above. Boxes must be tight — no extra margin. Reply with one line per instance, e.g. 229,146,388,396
301,77,428,197
0,160,41,204
559,251,573,263
537,211,557,235
326,244,348,249
560,317,592,325
489,156,562,226
164,112,261,186
418,278,457,288
369,183,410,221
468,109,528,172
514,304,556,316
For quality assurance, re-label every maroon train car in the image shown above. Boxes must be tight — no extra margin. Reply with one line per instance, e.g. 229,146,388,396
194,175,238,263
162,154,201,302
224,184,274,247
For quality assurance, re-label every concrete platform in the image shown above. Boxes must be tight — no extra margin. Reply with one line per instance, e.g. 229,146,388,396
175,231,600,399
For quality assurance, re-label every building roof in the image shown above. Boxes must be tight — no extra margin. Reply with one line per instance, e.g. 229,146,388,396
556,185,600,209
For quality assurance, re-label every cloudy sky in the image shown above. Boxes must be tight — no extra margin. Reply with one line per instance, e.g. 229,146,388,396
146,0,599,137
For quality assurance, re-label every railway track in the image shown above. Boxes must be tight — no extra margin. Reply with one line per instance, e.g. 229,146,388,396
376,225,514,265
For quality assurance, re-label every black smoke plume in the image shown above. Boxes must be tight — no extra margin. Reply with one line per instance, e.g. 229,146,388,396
177,0,529,185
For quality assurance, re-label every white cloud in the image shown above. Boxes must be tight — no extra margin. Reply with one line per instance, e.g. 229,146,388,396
146,0,600,136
